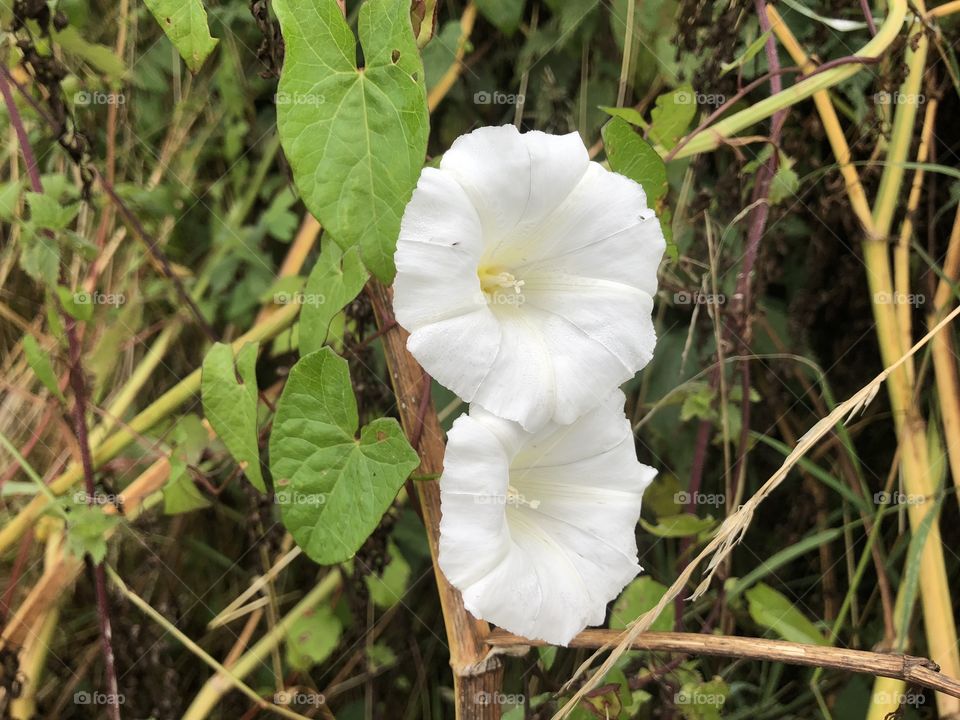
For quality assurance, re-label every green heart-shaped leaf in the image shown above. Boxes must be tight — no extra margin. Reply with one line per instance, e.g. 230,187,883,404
274,0,429,282
270,348,419,564
201,342,265,491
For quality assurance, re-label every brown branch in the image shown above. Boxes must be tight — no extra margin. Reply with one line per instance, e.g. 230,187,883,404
366,280,503,720
487,629,960,699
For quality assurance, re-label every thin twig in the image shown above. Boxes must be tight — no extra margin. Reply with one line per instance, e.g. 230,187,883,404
1,66,123,720
488,630,960,699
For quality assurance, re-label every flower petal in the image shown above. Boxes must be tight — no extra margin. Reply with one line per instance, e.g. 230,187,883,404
470,307,555,432
406,308,501,401
439,125,532,242
518,162,664,296
393,168,486,330
439,394,654,645
522,273,657,413
519,130,590,225
438,414,513,588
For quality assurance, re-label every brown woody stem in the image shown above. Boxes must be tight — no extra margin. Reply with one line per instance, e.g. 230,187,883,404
367,280,503,719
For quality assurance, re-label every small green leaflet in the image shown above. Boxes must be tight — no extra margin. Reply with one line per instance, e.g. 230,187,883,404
163,415,213,514
745,582,828,645
22,334,64,401
142,0,219,73
26,191,80,230
720,29,773,76
21,192,74,285
602,117,667,205
639,513,716,538
365,541,411,608
581,668,632,718
56,286,94,322
474,0,524,34
366,643,397,670
769,152,800,205
270,348,420,564
422,21,462,90
649,84,696,150
274,0,429,282
300,242,369,356
599,105,647,129
66,505,121,564
610,576,674,631
286,605,343,670
20,236,59,285
675,677,728,720
201,342,265,491
163,459,212,514
0,181,20,220
54,26,126,80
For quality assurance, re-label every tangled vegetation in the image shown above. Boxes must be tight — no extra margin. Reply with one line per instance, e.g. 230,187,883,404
1,0,960,718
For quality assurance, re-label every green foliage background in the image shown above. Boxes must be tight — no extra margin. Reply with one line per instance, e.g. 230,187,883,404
1,0,959,718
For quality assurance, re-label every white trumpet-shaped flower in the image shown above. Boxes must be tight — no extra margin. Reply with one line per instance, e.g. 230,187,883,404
394,125,665,431
438,391,655,645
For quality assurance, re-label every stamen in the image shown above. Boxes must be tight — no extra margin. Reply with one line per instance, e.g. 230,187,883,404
479,266,524,295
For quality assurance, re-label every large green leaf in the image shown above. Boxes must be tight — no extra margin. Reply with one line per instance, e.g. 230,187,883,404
270,348,420,564
745,582,827,645
201,342,265,491
275,0,429,282
142,0,219,73
300,242,369,356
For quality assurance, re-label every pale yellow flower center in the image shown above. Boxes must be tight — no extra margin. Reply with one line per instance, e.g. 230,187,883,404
477,266,524,299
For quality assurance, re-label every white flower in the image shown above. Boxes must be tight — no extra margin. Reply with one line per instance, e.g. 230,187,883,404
393,125,665,431
438,391,655,645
